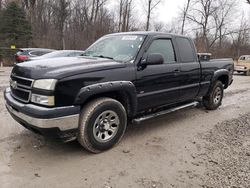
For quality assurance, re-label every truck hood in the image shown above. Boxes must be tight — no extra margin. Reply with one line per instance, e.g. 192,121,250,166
12,57,126,79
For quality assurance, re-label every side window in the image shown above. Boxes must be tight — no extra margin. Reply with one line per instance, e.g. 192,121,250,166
30,51,45,56
40,51,49,56
147,39,176,63
176,37,196,63
240,56,246,60
29,51,39,56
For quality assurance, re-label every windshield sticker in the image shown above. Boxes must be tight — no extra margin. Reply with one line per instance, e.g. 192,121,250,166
122,36,138,41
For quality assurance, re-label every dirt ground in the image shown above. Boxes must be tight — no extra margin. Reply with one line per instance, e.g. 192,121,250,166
0,67,250,188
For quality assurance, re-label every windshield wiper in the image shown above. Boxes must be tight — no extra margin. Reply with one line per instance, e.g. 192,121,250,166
80,54,90,57
93,55,114,60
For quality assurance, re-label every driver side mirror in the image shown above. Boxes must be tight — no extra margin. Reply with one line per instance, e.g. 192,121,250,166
141,53,164,66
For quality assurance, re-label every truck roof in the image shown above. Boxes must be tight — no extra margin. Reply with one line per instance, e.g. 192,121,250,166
107,31,187,38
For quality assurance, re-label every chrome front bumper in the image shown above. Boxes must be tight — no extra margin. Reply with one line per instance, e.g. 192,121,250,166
4,88,80,131
5,103,79,131
234,67,248,72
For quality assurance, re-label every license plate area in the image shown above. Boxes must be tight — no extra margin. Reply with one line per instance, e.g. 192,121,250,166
235,66,245,70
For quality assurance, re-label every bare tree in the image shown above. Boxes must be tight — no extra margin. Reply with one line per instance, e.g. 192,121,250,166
92,0,108,24
154,21,164,31
209,0,236,49
164,19,182,33
118,0,133,32
0,0,2,10
22,0,36,21
124,0,133,32
0,0,8,9
144,0,162,31
0,0,249,61
187,0,219,51
180,0,192,35
53,0,70,49
118,0,123,31
231,15,250,57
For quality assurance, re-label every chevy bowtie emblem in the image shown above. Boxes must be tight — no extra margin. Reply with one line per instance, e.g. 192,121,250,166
10,80,18,89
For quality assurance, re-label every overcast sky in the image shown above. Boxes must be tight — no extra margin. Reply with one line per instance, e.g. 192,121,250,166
110,0,250,23
154,0,249,23
156,0,191,22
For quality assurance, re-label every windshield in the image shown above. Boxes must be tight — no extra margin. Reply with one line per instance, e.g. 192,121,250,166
82,35,146,62
239,56,250,61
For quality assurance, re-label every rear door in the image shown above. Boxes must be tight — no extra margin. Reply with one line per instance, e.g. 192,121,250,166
135,37,181,111
175,37,201,101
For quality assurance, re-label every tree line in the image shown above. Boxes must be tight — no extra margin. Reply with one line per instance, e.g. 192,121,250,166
0,0,163,50
178,0,250,58
0,0,249,60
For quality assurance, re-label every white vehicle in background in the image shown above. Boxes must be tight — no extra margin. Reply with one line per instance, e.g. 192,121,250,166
28,50,85,61
197,53,212,62
235,55,250,76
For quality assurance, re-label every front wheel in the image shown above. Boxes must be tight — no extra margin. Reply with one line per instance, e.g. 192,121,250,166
78,97,127,153
203,81,224,110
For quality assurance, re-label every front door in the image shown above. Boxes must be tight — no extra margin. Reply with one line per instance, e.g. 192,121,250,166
135,38,181,111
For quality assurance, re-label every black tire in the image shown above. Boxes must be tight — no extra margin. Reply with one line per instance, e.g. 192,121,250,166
203,81,224,110
78,97,127,153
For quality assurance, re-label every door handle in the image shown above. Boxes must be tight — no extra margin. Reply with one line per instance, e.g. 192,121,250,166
174,69,181,73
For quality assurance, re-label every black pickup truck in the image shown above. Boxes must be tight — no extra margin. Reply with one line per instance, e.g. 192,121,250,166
4,32,233,153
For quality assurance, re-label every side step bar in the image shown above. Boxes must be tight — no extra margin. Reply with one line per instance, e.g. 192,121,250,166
132,101,199,124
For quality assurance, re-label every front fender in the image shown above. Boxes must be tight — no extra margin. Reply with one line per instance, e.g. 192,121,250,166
74,81,137,117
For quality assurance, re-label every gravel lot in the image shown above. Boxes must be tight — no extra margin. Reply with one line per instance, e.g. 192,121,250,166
0,67,250,188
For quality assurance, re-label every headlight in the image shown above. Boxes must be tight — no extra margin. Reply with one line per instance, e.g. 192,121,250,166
33,79,57,90
31,94,55,106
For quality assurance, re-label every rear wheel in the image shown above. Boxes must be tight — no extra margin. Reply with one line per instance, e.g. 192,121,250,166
203,81,224,110
78,97,127,153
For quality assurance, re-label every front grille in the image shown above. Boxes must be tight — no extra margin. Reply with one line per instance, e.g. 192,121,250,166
11,76,33,88
10,74,34,103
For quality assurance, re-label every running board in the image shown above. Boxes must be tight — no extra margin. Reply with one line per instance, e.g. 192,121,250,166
132,101,199,124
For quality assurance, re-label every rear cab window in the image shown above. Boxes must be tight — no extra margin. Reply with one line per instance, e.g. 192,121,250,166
176,37,196,63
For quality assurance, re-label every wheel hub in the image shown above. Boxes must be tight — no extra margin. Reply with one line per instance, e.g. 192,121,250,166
99,119,110,131
214,87,222,104
93,110,120,143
